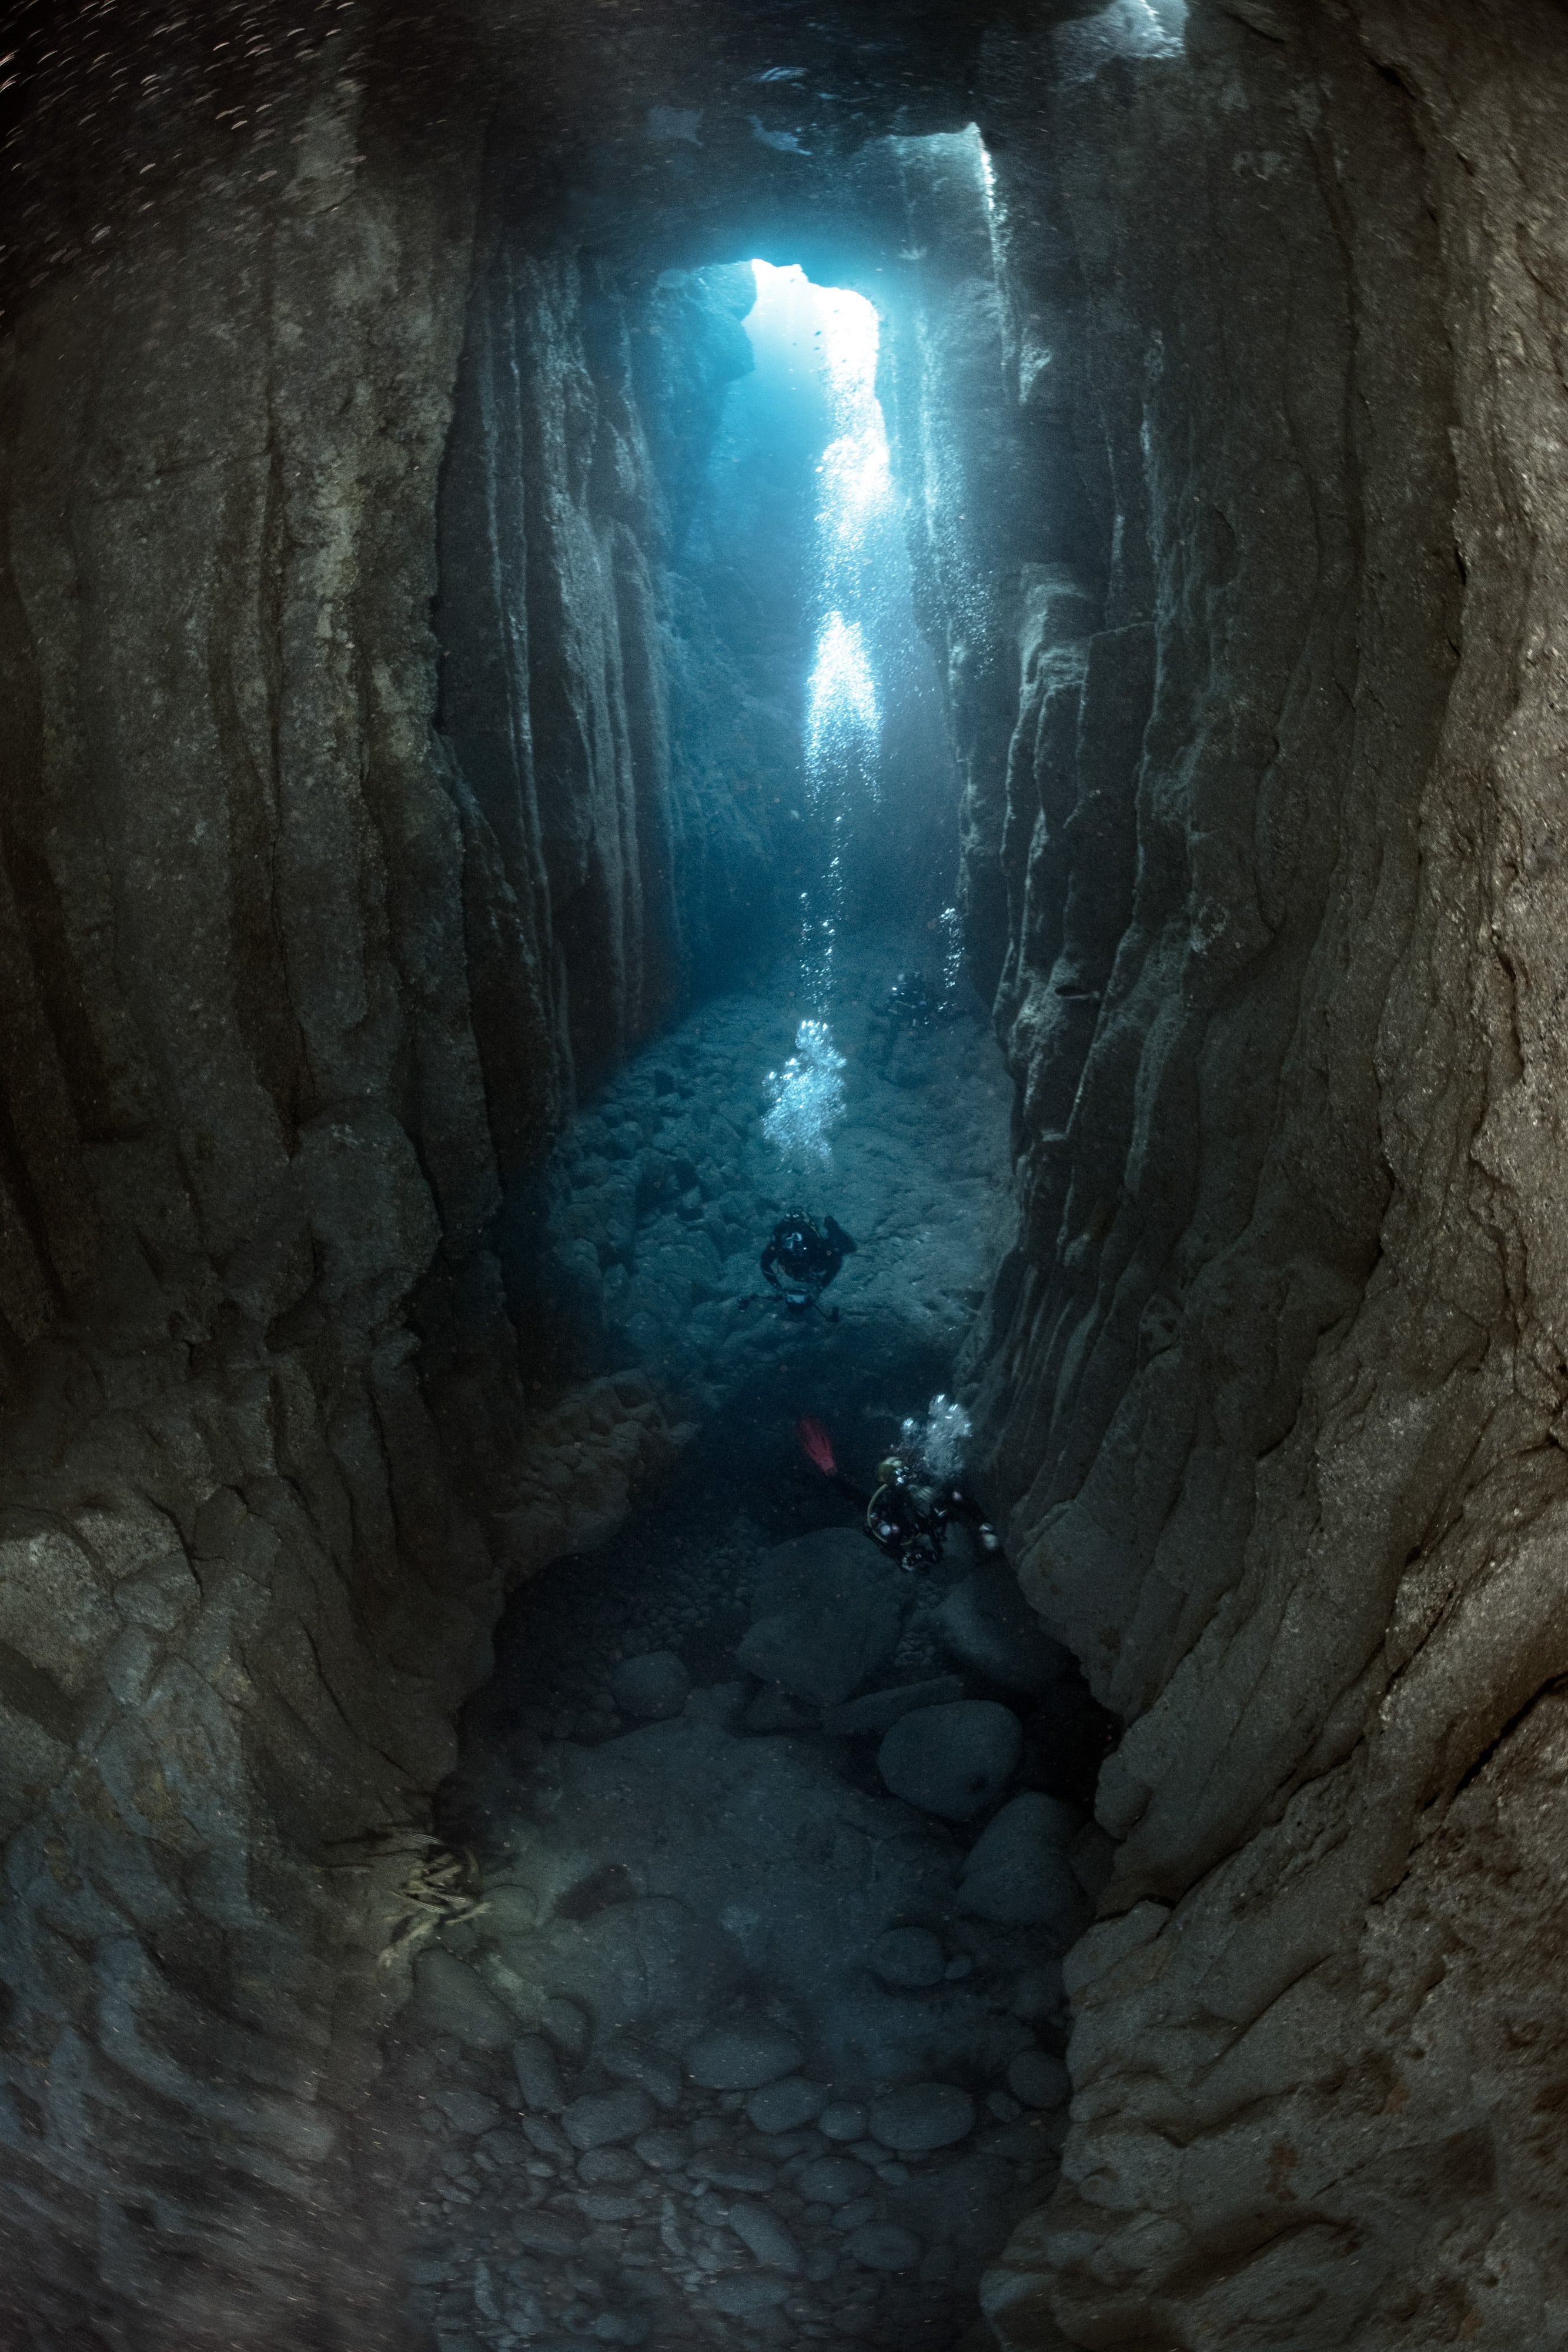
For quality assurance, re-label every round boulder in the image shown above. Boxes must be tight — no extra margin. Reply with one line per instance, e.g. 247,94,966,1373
868,2082,976,2154
710,2274,791,2316
563,2085,657,2150
868,1926,947,1989
877,1701,1021,1820
684,2022,803,2092
610,1651,690,1720
409,1949,517,2050
1008,2047,1071,2110
745,2074,828,2133
512,2033,566,2112
795,2154,875,2206
846,2221,922,2273
818,2101,868,2143
958,1793,1086,1929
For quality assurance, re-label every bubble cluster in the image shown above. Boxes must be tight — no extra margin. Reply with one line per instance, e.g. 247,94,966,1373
761,1017,847,1168
900,1392,972,1483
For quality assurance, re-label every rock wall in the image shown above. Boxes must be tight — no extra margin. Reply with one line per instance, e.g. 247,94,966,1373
4,0,1568,2344
941,4,1568,2344
0,54,779,2348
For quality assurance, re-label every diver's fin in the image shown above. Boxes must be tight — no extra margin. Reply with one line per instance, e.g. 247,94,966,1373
797,1416,837,1475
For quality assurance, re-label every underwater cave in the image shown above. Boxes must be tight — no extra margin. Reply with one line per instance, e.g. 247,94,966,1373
2,3,1568,2350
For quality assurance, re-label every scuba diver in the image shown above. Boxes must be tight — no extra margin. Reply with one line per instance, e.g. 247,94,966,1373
867,969,936,1071
797,1414,1001,1571
757,1210,858,1319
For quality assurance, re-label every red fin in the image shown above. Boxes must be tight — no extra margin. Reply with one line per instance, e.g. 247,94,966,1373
797,1416,837,1476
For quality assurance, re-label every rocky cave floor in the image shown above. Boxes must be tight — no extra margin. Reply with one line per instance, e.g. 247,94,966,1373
372,937,1116,2352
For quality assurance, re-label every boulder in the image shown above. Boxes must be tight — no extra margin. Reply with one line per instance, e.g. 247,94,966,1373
633,2126,691,2169
795,2154,875,2206
562,2085,658,2149
958,1794,1086,1930
737,1593,902,1710
932,1563,1073,1695
512,2034,567,2111
737,1529,906,1707
877,1700,1022,1820
845,2221,922,2272
818,2102,868,2143
436,2088,503,2135
410,1950,517,2050
514,2210,589,2255
1008,2048,1071,2110
684,2020,803,2090
868,2082,976,2153
822,1675,965,1736
610,1651,690,1719
600,2038,681,2109
745,2074,828,2133
540,1996,592,2062
710,2275,792,2316
727,2201,804,2272
867,1926,947,1989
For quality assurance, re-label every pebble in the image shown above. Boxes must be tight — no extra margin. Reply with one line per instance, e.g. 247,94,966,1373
436,2089,503,2136
685,2023,803,2091
817,2103,868,2143
563,2086,659,2150
868,2083,977,2154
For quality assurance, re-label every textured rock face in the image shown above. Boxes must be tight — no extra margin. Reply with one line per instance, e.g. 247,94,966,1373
3,0,1567,2347
0,52,780,2352
935,4,1568,2345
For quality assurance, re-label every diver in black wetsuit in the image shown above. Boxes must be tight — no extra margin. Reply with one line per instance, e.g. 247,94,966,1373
797,1418,1000,1572
758,1210,857,1318
855,1452,1000,1571
867,969,935,1071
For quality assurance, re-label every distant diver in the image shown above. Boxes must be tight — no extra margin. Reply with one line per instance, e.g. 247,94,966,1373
868,969,936,1070
757,1210,858,1319
796,1414,1001,1571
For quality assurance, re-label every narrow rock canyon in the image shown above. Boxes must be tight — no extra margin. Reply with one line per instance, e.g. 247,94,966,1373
2,3,1567,2348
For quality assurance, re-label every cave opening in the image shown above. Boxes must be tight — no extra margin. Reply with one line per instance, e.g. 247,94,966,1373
8,3,1556,2349
383,179,1115,2352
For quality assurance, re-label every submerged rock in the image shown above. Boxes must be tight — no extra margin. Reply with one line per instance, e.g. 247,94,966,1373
958,1793,1085,1930
511,2034,567,2111
932,1565,1072,1696
410,1951,517,2050
823,1675,966,1735
877,1700,1022,1820
1007,2049,1071,2110
869,2082,977,2153
562,2084,658,2149
684,2020,803,2090
867,1926,947,1989
610,1651,690,1719
744,2074,828,2132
